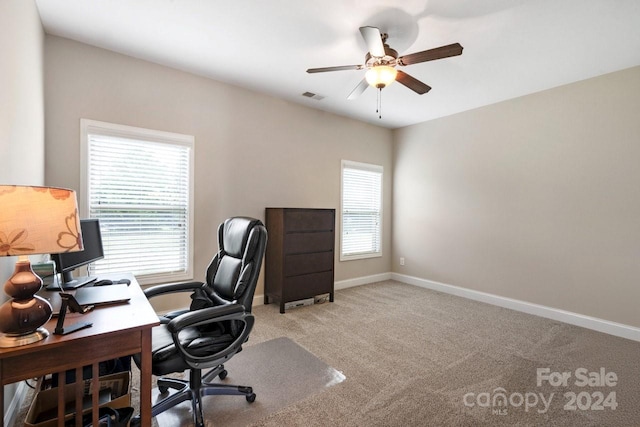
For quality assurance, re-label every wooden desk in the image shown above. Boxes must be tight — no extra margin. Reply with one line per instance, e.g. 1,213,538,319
0,274,159,426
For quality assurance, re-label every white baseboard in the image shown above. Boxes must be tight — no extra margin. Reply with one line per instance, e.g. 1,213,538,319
253,294,264,306
334,272,392,290
391,273,640,342
253,272,640,341
253,272,392,307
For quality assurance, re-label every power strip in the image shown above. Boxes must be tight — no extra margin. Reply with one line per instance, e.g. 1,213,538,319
284,298,315,310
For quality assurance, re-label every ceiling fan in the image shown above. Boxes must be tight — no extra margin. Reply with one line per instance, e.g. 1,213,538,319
307,26,463,100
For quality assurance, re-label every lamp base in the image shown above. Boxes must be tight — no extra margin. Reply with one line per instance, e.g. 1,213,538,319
0,257,53,347
0,326,49,348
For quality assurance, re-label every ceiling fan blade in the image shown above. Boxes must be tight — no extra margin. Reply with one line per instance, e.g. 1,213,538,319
359,26,385,58
398,43,463,66
396,70,431,95
347,78,369,100
307,64,364,73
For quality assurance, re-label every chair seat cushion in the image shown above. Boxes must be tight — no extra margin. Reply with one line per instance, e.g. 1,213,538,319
146,323,236,376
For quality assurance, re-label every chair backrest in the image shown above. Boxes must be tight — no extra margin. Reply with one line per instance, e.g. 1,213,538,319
199,217,267,312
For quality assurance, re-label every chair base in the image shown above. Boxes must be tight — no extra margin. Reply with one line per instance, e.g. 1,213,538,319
153,365,256,427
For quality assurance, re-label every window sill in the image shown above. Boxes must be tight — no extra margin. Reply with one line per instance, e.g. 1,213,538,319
340,252,382,262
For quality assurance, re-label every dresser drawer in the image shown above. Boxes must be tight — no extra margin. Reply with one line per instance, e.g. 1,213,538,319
284,209,334,232
284,251,333,276
285,232,334,254
283,271,333,301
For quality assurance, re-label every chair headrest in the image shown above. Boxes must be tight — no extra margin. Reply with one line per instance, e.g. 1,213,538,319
221,217,262,259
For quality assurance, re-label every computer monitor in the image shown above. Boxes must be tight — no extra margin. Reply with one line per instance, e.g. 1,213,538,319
48,218,104,290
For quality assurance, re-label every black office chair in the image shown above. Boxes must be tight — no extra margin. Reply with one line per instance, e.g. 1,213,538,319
133,217,267,427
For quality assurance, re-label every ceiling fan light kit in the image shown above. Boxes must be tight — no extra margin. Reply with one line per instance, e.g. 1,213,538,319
306,26,463,117
365,65,397,88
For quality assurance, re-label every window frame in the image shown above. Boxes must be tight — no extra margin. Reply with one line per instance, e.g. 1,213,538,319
340,159,383,261
80,118,195,285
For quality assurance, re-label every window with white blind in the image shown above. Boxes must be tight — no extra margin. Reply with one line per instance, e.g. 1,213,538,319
341,160,383,261
80,119,194,285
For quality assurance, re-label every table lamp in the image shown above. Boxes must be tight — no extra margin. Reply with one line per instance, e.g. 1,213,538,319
0,185,83,347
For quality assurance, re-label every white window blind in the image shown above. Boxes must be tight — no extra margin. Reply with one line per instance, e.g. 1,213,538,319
341,160,383,260
81,119,194,284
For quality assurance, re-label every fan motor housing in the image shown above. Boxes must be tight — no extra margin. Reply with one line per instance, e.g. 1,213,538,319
365,44,398,68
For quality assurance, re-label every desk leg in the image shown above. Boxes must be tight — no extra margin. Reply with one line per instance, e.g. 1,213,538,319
140,329,153,426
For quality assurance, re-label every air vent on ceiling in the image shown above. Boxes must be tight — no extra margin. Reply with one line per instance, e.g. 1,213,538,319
302,92,325,101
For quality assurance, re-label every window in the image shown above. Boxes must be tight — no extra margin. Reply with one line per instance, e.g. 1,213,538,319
81,119,194,285
341,160,383,261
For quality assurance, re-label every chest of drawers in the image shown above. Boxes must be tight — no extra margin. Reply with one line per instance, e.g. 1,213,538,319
265,208,335,313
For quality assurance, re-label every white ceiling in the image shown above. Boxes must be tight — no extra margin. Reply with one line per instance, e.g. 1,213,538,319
35,0,640,129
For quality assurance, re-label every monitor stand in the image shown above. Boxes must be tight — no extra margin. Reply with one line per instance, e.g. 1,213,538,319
46,275,97,291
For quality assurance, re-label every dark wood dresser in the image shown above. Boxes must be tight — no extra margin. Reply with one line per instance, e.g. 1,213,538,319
265,208,335,313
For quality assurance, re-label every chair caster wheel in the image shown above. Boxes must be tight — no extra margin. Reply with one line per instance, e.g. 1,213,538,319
246,393,256,403
219,369,228,380
158,386,168,394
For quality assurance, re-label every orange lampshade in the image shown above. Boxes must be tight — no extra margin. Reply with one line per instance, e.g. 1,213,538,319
0,185,83,256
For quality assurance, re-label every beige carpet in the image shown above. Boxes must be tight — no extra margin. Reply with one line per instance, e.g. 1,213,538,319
245,281,640,426
18,280,640,426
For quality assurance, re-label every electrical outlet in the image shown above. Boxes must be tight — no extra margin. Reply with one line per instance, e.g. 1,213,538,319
400,257,405,266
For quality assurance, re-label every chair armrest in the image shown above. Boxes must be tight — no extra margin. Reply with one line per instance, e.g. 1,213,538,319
167,303,255,368
166,303,245,332
143,281,205,299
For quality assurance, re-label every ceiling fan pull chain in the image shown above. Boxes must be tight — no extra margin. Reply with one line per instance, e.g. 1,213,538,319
377,87,382,119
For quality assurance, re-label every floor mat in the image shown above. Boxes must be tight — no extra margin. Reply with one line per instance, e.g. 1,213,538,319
155,336,345,426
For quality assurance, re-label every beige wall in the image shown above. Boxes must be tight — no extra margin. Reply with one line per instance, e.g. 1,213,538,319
393,66,640,328
0,0,45,420
44,36,393,310
0,0,44,184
